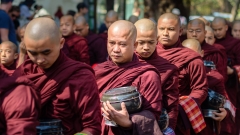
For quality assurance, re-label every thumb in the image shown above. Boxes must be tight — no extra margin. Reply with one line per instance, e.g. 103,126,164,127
121,102,127,112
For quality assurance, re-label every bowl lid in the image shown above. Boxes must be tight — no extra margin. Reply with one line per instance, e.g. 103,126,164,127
104,86,138,96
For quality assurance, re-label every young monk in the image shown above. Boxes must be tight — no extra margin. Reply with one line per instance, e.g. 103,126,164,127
94,20,163,135
0,41,18,75
231,20,240,39
156,13,208,135
212,17,240,134
60,15,90,64
182,39,233,135
74,16,107,65
187,19,227,81
14,17,101,135
134,19,179,132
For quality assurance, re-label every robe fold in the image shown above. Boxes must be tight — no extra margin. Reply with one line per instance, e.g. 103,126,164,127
136,50,179,129
201,41,227,81
86,31,108,65
94,54,163,135
0,69,40,135
156,40,208,135
63,33,90,64
1,60,17,76
13,51,101,135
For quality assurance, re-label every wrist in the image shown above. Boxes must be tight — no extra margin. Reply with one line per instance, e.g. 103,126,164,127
122,119,132,128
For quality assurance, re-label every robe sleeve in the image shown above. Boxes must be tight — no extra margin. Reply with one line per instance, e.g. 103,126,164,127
63,68,101,135
134,70,162,119
74,39,90,64
93,38,108,63
3,85,39,135
233,43,240,65
188,59,208,105
162,70,179,129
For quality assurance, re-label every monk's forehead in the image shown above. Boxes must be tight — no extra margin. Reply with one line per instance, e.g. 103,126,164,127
109,20,136,38
212,17,227,25
158,13,180,24
135,19,156,32
60,16,74,23
188,19,205,28
233,21,240,27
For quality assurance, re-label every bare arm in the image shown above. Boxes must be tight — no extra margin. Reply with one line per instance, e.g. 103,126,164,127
0,28,9,42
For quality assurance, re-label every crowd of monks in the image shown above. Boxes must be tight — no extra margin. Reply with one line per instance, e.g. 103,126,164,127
0,10,240,135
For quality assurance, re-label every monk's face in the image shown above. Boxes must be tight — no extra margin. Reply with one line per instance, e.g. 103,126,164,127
135,30,157,58
60,17,74,36
157,18,182,46
24,37,64,69
232,23,240,39
74,23,89,37
187,23,206,44
205,31,215,45
108,28,136,65
0,43,18,66
105,16,118,29
18,28,25,42
212,22,228,39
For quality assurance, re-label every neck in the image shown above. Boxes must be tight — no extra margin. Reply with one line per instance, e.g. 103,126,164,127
0,4,9,12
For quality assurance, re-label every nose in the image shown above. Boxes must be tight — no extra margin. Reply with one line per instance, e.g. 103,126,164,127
163,29,168,36
36,56,45,65
112,45,120,53
143,44,150,50
1,51,6,57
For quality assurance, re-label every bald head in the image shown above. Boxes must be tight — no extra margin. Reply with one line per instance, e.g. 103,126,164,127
212,17,228,39
182,39,202,55
205,26,213,32
25,17,61,43
0,41,17,53
128,15,139,24
75,15,87,25
232,20,240,39
134,18,157,33
212,17,227,25
74,16,89,37
188,19,205,28
198,17,210,26
106,10,118,19
205,26,215,45
60,15,74,24
105,10,119,29
158,13,181,27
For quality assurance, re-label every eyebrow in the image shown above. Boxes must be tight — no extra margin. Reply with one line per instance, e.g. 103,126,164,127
28,49,51,54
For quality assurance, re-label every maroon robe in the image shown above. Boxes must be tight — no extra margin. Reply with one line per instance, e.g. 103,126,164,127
157,40,208,135
13,51,101,135
201,41,227,82
86,31,108,65
1,60,17,76
94,54,162,135
0,68,40,134
136,50,179,129
63,33,90,64
215,33,240,133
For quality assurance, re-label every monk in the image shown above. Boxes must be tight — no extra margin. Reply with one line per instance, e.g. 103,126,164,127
157,13,208,135
0,41,18,75
14,17,101,135
212,17,240,134
231,20,240,39
99,10,118,45
74,16,107,65
187,19,227,81
95,20,163,135
134,19,179,131
60,15,90,64
198,17,210,26
182,39,232,135
18,23,28,42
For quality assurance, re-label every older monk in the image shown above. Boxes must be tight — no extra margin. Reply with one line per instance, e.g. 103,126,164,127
212,17,240,134
60,15,90,64
14,17,101,135
74,16,107,65
187,19,227,81
134,19,179,132
157,13,208,135
95,20,163,135
231,20,240,39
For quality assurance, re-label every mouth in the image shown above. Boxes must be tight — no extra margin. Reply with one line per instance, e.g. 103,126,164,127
111,55,121,59
142,52,151,56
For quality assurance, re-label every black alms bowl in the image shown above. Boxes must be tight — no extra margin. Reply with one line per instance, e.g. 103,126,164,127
101,86,142,114
202,89,226,110
36,119,63,135
158,108,169,131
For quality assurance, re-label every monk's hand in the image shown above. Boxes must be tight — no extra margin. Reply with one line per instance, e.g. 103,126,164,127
101,101,132,128
227,66,234,75
212,108,227,121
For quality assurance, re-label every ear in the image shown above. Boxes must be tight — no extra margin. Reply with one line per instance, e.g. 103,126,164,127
225,25,228,31
133,41,138,50
14,53,19,59
179,27,183,36
59,38,65,49
204,30,207,35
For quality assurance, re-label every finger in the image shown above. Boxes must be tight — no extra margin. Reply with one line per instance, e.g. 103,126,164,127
103,102,110,112
121,102,128,112
101,107,110,116
106,101,117,112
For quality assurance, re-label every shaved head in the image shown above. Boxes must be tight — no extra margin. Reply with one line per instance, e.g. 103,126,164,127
212,17,228,39
105,10,119,29
60,15,75,36
134,19,157,33
232,20,240,39
205,26,213,32
158,13,181,28
0,41,18,66
74,16,89,37
0,41,17,53
182,39,202,55
198,17,210,26
128,15,139,24
105,10,118,19
188,19,205,28
212,17,227,25
187,19,206,43
205,26,215,45
60,15,74,24
25,17,61,43
75,15,87,25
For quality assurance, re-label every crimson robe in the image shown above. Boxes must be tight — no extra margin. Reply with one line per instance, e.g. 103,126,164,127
157,40,208,135
86,31,108,65
63,33,90,64
136,50,179,129
13,51,101,135
1,60,17,76
0,68,40,134
201,41,227,81
215,34,240,133
94,54,162,135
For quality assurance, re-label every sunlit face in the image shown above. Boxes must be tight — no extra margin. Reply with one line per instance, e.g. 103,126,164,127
187,23,206,44
24,36,64,69
107,27,136,65
74,23,89,37
60,17,74,36
205,31,216,45
232,23,240,39
135,30,157,58
105,16,118,29
18,28,25,42
212,22,228,39
157,18,182,46
0,43,18,66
